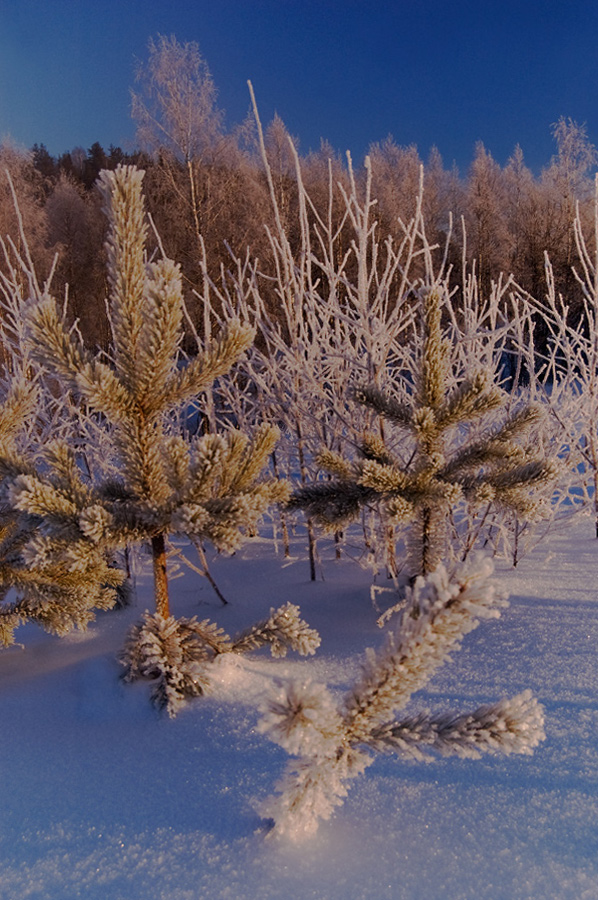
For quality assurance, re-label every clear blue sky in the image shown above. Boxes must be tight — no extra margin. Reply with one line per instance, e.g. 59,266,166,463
1,0,597,173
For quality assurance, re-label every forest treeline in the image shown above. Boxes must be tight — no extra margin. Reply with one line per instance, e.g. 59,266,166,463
1,34,597,350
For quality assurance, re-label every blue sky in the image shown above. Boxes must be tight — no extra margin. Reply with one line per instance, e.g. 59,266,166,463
1,0,597,173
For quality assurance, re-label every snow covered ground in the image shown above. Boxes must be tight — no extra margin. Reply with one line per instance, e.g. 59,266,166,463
1,513,598,900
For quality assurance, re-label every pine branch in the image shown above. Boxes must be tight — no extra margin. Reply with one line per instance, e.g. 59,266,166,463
8,473,80,519
0,377,39,449
342,557,507,742
133,258,184,408
358,459,409,493
260,749,372,840
165,320,255,406
367,690,545,760
316,447,354,479
0,609,21,647
231,602,321,657
288,480,377,529
360,432,395,465
24,294,88,390
438,372,503,428
97,166,147,392
420,289,450,410
120,612,213,717
224,424,280,493
352,385,413,430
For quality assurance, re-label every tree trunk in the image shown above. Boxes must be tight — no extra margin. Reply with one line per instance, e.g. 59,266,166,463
272,451,291,558
386,522,398,579
151,533,170,618
296,422,317,581
306,516,317,581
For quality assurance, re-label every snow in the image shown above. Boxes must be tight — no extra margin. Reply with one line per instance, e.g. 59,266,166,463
1,517,598,899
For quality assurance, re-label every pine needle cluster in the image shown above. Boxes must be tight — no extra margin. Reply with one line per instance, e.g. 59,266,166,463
120,602,321,717
258,556,545,839
290,288,558,576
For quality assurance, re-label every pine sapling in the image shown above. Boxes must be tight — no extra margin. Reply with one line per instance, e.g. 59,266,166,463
257,556,545,839
291,287,558,578
23,165,289,617
0,373,125,645
16,164,317,711
0,197,130,645
120,602,321,717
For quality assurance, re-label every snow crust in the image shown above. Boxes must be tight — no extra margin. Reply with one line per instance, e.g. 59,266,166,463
1,517,598,899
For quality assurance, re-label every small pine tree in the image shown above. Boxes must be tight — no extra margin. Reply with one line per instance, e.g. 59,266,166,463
23,164,288,617
120,602,321,717
0,377,124,645
0,204,127,645
291,287,558,577
258,556,545,839
14,164,310,708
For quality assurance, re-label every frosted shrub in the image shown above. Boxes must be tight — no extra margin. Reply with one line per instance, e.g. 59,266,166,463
258,556,545,839
214,107,558,578
514,174,598,538
121,612,211,717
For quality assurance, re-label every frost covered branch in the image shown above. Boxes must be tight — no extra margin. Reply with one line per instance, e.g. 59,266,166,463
258,557,545,839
